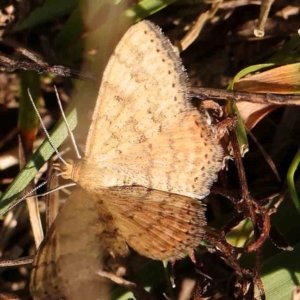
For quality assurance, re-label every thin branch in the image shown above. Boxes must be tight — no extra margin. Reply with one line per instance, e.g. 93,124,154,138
18,135,44,249
230,131,256,226
254,0,275,37
190,87,300,105
97,270,154,300
178,1,221,52
0,53,94,80
0,256,34,267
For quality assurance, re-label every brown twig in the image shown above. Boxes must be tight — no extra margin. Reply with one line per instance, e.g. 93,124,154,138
230,131,257,228
190,87,300,105
204,226,244,277
0,256,34,267
208,130,269,298
210,187,240,204
0,53,94,80
230,131,269,299
18,135,44,249
178,1,222,52
246,203,270,253
97,270,154,300
254,0,275,37
220,0,261,9
254,250,265,300
45,163,59,231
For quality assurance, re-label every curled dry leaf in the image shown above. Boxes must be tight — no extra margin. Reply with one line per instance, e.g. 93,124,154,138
236,102,277,130
234,63,300,129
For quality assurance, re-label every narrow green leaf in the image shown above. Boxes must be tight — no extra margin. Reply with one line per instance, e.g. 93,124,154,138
229,63,276,88
19,71,41,139
0,105,77,215
0,81,98,215
287,148,300,215
227,63,277,155
15,0,78,31
261,242,300,299
268,35,300,64
124,0,178,21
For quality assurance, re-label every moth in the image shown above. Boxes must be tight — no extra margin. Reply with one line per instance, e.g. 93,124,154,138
30,20,223,300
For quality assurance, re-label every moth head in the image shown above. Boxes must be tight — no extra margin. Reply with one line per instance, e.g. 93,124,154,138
53,159,74,180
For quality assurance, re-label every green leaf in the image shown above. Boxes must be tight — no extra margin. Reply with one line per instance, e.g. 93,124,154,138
261,242,300,299
268,35,300,64
0,81,98,215
19,71,41,138
0,105,77,215
227,63,277,155
54,8,84,63
260,187,300,299
15,0,79,31
229,63,276,88
124,0,178,21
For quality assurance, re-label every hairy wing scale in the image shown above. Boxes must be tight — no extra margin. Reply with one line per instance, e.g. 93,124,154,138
79,20,222,198
101,186,206,260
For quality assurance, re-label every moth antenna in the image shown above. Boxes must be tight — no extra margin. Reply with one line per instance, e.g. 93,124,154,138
28,182,76,198
2,172,67,214
27,88,68,166
54,86,82,159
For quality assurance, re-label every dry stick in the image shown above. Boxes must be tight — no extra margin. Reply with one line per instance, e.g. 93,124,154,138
0,53,94,80
45,163,59,231
229,131,257,227
246,202,270,252
220,0,261,9
245,214,267,299
97,270,154,300
178,1,221,52
203,226,244,277
254,0,275,37
222,214,266,299
189,87,300,105
230,132,268,299
254,249,266,300
18,135,44,249
211,187,240,204
15,47,46,65
0,256,34,267
194,87,276,249
231,130,271,250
